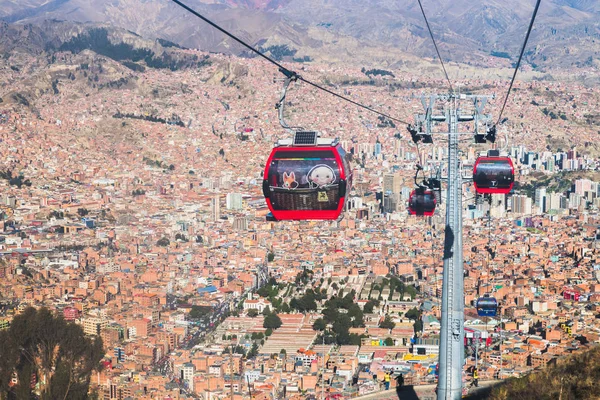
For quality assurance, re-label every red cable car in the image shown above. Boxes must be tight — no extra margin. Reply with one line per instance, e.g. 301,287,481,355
262,132,352,220
473,156,514,195
408,188,436,216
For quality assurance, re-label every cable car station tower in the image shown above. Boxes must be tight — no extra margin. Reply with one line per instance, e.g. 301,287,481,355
412,93,493,400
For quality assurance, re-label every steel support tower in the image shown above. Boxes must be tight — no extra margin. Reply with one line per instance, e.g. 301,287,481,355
414,94,493,400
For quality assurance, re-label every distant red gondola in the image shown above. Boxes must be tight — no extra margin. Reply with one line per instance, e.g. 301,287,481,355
262,132,352,220
408,188,436,216
473,156,514,195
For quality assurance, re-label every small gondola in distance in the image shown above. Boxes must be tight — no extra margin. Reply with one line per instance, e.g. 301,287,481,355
473,156,515,195
476,296,498,317
408,188,436,217
262,135,352,221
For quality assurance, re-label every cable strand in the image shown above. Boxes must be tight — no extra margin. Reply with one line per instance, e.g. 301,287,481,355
170,0,288,71
496,0,542,126
417,0,454,93
299,77,411,125
169,0,410,126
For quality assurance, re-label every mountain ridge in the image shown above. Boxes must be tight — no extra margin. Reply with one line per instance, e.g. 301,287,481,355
0,0,599,69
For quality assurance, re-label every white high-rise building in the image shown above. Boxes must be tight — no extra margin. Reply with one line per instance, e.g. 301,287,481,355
511,195,532,215
569,193,583,210
575,179,592,195
226,192,243,210
535,188,547,214
182,363,195,392
547,192,562,211
490,193,506,218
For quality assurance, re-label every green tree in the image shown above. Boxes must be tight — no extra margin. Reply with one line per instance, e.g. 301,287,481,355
312,318,326,331
349,333,364,346
0,307,104,400
0,330,17,397
404,285,418,300
290,297,299,310
263,313,282,330
247,343,259,358
271,297,283,310
384,337,395,346
280,302,291,313
295,269,312,285
77,208,89,217
332,314,352,345
175,233,188,242
340,290,356,309
247,309,259,318
156,237,170,247
379,315,396,330
405,307,420,320
322,307,339,324
265,328,273,337
348,304,364,328
363,299,379,314
414,319,423,334
291,291,318,313
315,289,328,301
262,305,271,316
189,305,212,319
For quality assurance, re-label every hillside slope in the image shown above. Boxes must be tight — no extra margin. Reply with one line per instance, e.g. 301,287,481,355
1,0,599,69
488,345,600,400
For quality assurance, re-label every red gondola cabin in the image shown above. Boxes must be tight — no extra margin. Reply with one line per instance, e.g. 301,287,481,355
262,132,352,220
408,188,436,216
473,156,514,195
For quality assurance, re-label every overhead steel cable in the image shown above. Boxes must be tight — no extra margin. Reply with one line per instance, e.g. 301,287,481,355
298,77,411,125
496,0,542,126
416,0,454,94
169,0,411,126
169,0,288,71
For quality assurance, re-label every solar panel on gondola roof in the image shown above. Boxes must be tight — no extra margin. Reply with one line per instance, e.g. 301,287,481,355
293,131,318,146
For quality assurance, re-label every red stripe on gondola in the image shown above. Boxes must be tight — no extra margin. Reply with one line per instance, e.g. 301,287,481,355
408,189,436,216
473,156,515,195
263,144,351,220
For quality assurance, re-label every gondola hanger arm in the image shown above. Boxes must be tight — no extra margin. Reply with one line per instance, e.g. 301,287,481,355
275,68,303,134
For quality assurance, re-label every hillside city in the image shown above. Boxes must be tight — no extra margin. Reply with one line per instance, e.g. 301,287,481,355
1,18,600,400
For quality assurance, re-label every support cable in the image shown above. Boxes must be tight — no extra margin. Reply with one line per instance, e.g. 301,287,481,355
415,141,424,173
416,0,454,93
496,0,542,126
169,0,411,125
